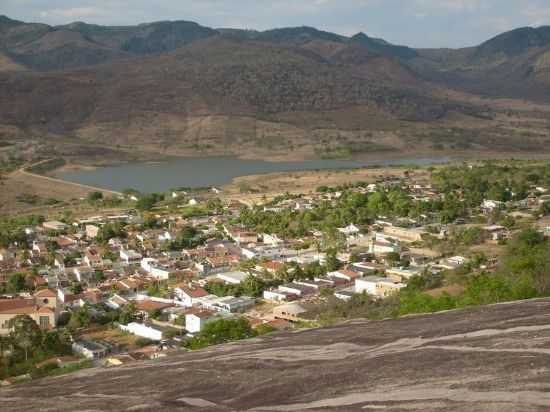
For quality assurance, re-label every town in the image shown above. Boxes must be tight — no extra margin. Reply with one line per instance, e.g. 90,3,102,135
1,160,550,383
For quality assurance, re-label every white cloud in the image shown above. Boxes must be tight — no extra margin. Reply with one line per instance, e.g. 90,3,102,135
414,0,487,13
522,4,550,27
40,7,101,20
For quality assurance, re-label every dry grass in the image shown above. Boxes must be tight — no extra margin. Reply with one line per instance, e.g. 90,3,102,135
0,168,115,215
82,327,143,350
222,166,431,203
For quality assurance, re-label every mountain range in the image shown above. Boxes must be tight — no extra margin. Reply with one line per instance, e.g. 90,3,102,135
1,15,550,159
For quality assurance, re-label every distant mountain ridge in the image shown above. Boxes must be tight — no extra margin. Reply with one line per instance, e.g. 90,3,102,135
0,16,418,70
1,15,550,159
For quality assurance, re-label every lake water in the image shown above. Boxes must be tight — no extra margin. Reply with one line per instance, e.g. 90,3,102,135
55,156,451,193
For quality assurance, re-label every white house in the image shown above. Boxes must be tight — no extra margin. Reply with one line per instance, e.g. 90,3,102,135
150,265,171,280
369,234,401,256
355,276,405,298
197,295,256,313
263,289,296,302
120,249,142,265
173,285,210,307
327,269,361,283
481,199,504,212
106,294,128,310
185,310,225,333
355,276,387,295
262,233,284,246
141,258,158,273
338,224,360,236
385,266,422,281
73,266,95,282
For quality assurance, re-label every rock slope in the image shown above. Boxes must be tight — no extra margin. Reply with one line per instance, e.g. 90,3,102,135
3,298,550,411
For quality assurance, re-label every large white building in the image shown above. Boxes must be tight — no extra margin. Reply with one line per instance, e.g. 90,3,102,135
355,276,405,298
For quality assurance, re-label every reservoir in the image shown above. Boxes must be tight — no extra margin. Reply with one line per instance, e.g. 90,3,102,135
54,156,451,193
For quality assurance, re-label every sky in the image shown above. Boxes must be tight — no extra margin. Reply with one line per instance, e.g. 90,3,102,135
2,0,550,48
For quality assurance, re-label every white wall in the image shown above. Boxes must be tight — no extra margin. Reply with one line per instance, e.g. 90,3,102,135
120,322,163,341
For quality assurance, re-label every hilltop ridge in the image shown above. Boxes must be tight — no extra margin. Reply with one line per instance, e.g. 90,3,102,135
1,16,550,161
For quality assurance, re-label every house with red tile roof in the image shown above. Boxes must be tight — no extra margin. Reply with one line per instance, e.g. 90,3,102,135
173,284,210,307
0,288,59,335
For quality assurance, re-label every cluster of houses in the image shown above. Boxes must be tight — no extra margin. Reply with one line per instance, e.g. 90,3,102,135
1,174,550,365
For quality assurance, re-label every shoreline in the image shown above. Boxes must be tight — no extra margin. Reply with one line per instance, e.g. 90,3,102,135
20,160,122,196
48,150,550,194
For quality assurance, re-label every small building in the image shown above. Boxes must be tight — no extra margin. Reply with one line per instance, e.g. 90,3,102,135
86,225,100,239
263,289,297,302
355,276,405,298
72,340,108,360
216,271,248,285
334,288,355,301
84,249,103,268
382,226,426,243
43,221,69,232
327,269,361,283
273,303,308,322
120,249,142,265
173,285,210,307
355,276,388,296
185,310,226,333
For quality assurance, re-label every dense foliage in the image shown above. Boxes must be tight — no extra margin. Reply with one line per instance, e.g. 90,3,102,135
184,318,257,350
318,228,550,324
0,315,73,380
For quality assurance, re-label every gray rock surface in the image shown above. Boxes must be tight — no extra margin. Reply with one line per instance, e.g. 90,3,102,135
3,298,550,411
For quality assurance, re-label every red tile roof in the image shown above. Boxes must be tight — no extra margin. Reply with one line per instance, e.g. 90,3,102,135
34,288,57,298
0,299,36,314
136,300,173,312
175,285,209,299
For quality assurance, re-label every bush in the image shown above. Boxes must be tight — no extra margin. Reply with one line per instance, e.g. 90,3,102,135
255,324,276,336
135,338,154,348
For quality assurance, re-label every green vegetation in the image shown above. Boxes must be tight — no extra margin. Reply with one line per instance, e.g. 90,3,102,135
318,228,550,324
0,215,43,248
184,318,257,350
0,315,73,380
205,274,271,298
136,193,164,211
170,226,205,250
96,221,126,243
87,191,103,203
24,158,66,175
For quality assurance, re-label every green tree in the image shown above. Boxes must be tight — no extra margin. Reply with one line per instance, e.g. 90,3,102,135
87,191,103,203
240,275,266,298
9,315,42,361
540,202,550,216
136,193,163,211
70,282,84,295
119,302,138,325
325,248,340,272
6,273,26,293
68,306,91,330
